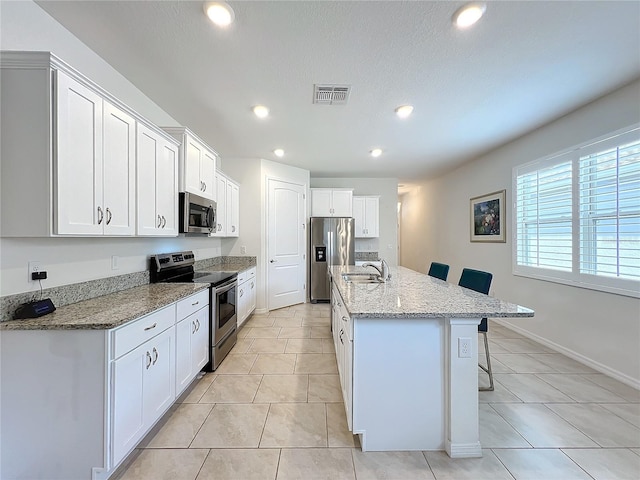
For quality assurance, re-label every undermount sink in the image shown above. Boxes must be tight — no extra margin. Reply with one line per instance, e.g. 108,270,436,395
341,273,383,284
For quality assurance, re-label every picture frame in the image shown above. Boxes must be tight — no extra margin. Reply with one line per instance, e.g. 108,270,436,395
470,189,506,243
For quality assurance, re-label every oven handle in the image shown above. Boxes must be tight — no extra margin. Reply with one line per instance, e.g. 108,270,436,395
215,279,237,294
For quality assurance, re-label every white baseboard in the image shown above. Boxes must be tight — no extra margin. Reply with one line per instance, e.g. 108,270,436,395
254,308,268,315
446,440,482,458
494,319,640,390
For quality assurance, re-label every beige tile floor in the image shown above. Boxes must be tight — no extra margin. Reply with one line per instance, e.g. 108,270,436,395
114,303,640,480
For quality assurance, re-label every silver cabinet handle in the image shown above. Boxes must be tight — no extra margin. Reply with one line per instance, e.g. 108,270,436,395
339,329,344,344
240,289,244,297
146,351,152,369
157,214,162,228
152,347,158,365
144,322,157,331
196,319,200,331
106,207,112,225
203,182,207,192
192,321,196,334
232,226,236,232
217,223,222,230
251,281,254,288
97,206,104,225
161,216,166,228
270,259,276,263
342,316,348,323
192,301,199,306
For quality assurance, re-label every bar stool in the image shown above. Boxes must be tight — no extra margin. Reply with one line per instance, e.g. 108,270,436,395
458,268,494,391
427,262,449,281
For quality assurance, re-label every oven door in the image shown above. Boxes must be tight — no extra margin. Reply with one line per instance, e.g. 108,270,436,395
213,279,237,344
180,192,216,234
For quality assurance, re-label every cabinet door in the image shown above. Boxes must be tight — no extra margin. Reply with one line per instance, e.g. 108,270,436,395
136,124,160,235
237,280,248,326
249,278,256,315
364,197,379,237
213,174,227,236
201,150,216,201
227,180,239,237
103,102,135,235
112,341,146,466
184,137,204,196
175,317,193,395
156,140,178,236
311,189,332,216
352,197,366,237
55,70,104,235
331,190,353,216
192,306,210,372
143,326,175,427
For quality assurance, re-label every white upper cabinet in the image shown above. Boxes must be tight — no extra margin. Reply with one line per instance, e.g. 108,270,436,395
136,123,179,236
353,196,379,238
212,171,240,237
311,188,353,217
0,51,173,237
162,127,218,201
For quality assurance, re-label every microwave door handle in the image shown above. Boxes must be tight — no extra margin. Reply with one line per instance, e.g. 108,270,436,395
207,205,215,231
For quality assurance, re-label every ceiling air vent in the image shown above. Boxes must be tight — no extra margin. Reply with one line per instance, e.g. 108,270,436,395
313,84,351,105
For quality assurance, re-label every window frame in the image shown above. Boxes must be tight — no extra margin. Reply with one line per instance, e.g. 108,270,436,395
512,125,640,298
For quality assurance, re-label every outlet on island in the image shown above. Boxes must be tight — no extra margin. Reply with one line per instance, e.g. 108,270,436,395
240,246,247,255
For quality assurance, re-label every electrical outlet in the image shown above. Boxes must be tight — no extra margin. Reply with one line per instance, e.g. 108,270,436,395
28,261,42,282
458,337,472,358
111,255,119,270
240,246,247,255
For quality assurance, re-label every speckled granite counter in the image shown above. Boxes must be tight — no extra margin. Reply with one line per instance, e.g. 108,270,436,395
330,265,534,319
0,283,208,331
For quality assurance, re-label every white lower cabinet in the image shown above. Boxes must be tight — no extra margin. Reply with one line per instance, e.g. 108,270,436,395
111,322,175,466
175,291,210,396
0,290,208,480
237,267,257,327
332,283,353,429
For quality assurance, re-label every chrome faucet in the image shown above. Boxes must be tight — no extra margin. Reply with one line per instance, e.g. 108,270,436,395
362,259,391,282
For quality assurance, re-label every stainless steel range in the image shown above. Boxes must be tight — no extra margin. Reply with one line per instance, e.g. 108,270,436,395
150,251,238,371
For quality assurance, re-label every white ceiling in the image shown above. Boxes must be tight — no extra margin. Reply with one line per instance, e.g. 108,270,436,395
36,1,640,181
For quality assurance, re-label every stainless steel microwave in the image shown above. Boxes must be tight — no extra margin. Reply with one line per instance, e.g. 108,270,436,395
179,192,216,234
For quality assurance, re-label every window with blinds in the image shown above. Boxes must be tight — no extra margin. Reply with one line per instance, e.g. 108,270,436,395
513,126,640,297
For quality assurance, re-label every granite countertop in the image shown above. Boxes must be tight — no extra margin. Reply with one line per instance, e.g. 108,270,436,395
330,265,534,319
0,283,209,331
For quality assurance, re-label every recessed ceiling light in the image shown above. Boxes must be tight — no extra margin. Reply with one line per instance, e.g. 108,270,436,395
204,2,235,27
370,148,383,158
452,2,486,29
253,105,269,118
274,149,284,157
395,105,414,119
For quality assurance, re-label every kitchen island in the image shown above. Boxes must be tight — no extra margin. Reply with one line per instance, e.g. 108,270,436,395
329,265,533,458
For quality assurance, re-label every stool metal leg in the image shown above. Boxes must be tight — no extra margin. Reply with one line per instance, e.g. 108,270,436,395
478,331,494,391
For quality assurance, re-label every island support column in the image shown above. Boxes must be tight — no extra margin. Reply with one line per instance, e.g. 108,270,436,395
445,317,482,458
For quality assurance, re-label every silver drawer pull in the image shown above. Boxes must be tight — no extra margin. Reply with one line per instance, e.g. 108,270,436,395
152,347,158,365
192,301,199,306
144,323,157,331
146,351,152,369
342,316,348,322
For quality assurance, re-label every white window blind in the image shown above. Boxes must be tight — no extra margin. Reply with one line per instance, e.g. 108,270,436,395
513,126,640,297
516,161,572,271
579,140,640,280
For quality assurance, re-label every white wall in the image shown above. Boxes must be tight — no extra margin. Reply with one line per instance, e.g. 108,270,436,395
400,79,640,387
310,177,399,266
0,0,225,297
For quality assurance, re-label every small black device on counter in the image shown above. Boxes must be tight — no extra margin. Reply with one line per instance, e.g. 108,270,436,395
14,298,56,319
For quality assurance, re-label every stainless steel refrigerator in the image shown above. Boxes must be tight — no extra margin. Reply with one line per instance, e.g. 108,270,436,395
309,217,355,302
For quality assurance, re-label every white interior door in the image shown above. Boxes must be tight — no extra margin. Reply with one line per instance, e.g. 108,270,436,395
267,178,306,310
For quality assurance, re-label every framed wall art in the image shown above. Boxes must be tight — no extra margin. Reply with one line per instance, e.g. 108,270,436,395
470,189,506,242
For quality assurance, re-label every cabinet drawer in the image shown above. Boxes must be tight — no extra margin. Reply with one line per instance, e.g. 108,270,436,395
112,305,175,359
238,267,256,284
176,290,209,320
